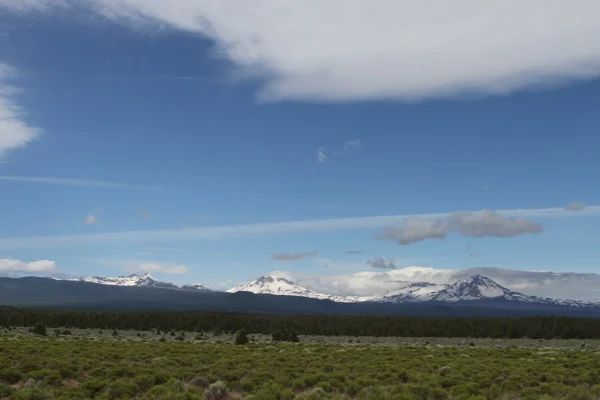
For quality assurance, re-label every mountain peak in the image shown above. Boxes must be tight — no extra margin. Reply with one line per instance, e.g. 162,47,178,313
125,273,154,279
431,275,513,302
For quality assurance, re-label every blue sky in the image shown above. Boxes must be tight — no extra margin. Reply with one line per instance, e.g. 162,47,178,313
0,1,599,290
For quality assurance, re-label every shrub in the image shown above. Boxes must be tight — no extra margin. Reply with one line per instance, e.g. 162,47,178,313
11,387,54,400
0,383,15,397
190,376,211,389
296,387,330,399
108,379,139,399
27,369,62,386
204,380,230,400
252,382,294,400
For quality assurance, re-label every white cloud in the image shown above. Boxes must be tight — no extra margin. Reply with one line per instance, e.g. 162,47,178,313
126,263,190,275
0,258,57,273
3,1,600,102
0,176,151,189
379,210,543,245
317,148,326,163
0,205,598,250
0,64,42,159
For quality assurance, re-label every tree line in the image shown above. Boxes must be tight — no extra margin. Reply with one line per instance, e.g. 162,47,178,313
1,306,600,339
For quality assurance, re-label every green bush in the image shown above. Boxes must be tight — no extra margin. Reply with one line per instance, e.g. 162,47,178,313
0,367,22,384
107,378,139,399
272,329,299,342
0,383,15,397
27,369,62,386
251,382,294,400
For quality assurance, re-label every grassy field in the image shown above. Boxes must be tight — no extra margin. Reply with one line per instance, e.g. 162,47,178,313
2,328,600,399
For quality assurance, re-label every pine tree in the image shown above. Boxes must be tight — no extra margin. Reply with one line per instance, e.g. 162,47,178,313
31,324,46,336
235,329,249,345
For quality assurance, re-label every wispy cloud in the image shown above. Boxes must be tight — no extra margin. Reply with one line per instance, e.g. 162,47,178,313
87,257,190,275
84,215,98,225
125,263,190,275
344,250,365,254
318,140,360,163
0,205,598,250
3,2,600,102
0,176,152,189
83,206,104,225
334,140,360,156
466,245,476,258
317,148,326,163
0,64,42,160
271,250,319,262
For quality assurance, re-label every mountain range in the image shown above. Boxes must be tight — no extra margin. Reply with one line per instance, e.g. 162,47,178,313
60,273,209,291
226,274,600,308
51,272,600,309
1,272,600,317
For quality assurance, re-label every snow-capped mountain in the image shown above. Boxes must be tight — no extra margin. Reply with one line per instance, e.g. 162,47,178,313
381,275,600,308
57,273,207,291
227,274,600,308
226,275,371,303
430,275,518,302
63,273,177,288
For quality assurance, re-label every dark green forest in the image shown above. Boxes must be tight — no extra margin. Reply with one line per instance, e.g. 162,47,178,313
2,306,600,339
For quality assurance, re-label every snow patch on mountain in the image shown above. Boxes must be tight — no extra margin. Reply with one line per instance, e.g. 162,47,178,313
377,282,447,303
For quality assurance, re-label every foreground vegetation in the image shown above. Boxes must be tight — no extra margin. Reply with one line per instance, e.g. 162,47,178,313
2,328,600,399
